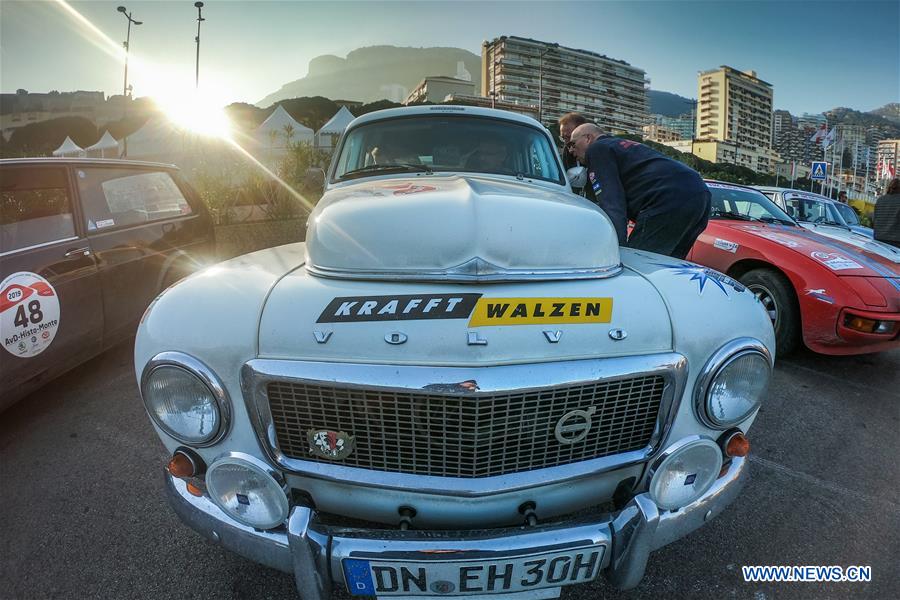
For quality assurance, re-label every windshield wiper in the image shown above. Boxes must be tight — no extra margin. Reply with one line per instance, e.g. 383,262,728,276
758,216,796,226
341,163,432,179
712,211,758,222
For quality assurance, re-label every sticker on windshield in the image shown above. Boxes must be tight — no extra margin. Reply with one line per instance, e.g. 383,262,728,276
714,238,739,253
810,252,863,271
1,272,61,358
705,182,751,192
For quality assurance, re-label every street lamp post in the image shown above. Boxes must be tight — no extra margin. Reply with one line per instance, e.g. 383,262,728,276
194,2,205,89
117,6,142,157
537,45,556,126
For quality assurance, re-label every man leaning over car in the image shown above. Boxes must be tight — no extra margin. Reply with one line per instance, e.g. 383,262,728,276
569,123,711,259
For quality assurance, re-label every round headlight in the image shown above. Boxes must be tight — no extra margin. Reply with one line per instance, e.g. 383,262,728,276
142,360,225,445
649,437,722,510
696,340,772,429
206,456,289,530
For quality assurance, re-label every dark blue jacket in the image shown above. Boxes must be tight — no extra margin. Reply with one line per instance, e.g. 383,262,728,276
584,136,708,243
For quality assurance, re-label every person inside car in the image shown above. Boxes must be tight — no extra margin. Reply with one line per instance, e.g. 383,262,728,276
464,137,513,174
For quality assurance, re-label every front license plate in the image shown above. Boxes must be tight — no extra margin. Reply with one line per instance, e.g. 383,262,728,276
343,546,605,596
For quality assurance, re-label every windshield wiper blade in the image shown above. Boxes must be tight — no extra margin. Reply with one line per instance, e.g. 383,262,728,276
712,211,758,222
758,216,796,226
341,163,432,179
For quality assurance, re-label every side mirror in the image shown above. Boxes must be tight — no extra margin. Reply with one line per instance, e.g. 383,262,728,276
566,166,587,189
304,168,326,193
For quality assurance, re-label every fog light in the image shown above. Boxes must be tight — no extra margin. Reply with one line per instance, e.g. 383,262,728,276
844,315,895,334
206,455,288,530
649,437,722,510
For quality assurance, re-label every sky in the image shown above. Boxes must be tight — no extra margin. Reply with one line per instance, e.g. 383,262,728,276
1,0,898,115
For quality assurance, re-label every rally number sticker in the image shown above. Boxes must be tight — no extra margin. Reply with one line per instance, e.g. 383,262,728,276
1,272,61,358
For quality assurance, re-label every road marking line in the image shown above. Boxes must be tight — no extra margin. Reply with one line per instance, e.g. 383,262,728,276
779,361,900,397
750,456,899,511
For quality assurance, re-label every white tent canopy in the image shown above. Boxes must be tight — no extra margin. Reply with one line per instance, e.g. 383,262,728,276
52,136,85,157
118,118,186,160
253,105,314,148
316,106,355,149
85,131,119,158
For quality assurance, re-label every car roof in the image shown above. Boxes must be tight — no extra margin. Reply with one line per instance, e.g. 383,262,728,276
347,105,546,130
0,157,179,170
754,185,833,201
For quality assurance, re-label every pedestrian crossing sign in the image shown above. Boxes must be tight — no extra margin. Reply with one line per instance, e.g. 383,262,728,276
810,161,827,180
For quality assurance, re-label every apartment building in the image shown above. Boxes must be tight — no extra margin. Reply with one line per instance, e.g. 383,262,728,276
695,66,776,172
404,76,475,105
643,123,682,143
693,139,779,174
481,36,648,133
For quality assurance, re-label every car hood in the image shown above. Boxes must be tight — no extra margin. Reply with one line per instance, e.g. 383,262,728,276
797,223,899,263
717,221,900,278
306,175,621,281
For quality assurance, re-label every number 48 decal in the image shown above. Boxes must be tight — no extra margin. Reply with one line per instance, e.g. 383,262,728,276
14,300,44,328
1,272,60,358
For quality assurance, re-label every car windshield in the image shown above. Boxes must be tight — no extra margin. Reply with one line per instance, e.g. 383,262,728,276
783,193,846,226
332,115,564,184
708,184,796,225
834,202,861,226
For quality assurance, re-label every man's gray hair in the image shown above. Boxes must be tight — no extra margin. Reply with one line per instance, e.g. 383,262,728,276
579,123,605,137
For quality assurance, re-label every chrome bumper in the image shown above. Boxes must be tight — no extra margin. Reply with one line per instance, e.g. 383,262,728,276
164,456,747,598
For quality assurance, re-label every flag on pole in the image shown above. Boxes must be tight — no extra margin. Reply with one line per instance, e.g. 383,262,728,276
822,127,837,149
790,161,796,178
809,124,827,143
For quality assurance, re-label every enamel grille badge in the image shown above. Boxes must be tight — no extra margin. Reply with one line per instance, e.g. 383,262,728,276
308,429,355,460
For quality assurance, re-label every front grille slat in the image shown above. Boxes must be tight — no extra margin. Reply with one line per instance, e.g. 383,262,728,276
267,376,665,478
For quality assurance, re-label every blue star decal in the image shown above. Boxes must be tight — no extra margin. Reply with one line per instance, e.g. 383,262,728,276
653,262,745,296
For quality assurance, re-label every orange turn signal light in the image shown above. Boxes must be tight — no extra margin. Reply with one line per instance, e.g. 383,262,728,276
726,433,751,457
186,481,204,497
168,452,195,478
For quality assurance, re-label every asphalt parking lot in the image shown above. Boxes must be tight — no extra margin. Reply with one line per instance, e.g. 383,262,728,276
1,341,897,600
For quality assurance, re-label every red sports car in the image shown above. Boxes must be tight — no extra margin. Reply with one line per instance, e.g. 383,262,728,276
686,181,900,356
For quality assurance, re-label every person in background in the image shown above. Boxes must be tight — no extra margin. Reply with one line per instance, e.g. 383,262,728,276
568,123,710,259
558,112,589,170
873,178,900,248
558,112,595,201
837,191,848,204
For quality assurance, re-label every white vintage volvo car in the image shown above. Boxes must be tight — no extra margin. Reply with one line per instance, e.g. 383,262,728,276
135,106,774,599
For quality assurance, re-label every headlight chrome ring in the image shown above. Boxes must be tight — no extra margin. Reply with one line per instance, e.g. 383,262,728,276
140,351,231,447
694,337,772,429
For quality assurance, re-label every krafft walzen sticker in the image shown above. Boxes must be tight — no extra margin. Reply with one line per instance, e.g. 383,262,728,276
317,294,482,323
468,298,613,327
1,272,61,357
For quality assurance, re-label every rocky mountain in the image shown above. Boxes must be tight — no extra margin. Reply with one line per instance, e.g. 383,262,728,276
825,106,900,135
257,46,481,107
647,90,695,117
868,102,899,125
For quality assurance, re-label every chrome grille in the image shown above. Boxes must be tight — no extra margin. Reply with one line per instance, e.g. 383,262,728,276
266,375,665,478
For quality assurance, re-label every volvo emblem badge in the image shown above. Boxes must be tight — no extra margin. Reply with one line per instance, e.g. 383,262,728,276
467,331,488,346
385,332,408,345
313,331,332,344
543,330,563,343
307,429,355,460
554,406,597,444
608,328,627,341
